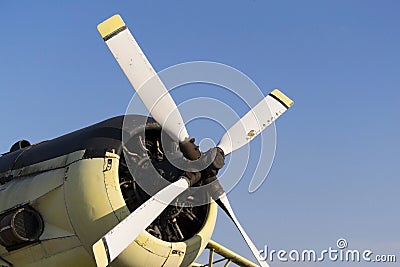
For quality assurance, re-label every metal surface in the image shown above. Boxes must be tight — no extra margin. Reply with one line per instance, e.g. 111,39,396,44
98,15,189,142
0,116,218,267
217,194,269,267
204,240,259,267
93,178,190,267
0,206,44,249
218,90,293,155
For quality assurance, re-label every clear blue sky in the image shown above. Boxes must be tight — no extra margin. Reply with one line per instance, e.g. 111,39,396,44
1,1,399,266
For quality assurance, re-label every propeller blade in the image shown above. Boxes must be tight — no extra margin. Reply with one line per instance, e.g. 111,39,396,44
92,178,189,267
211,90,293,265
218,89,293,155
97,15,189,142
216,193,270,267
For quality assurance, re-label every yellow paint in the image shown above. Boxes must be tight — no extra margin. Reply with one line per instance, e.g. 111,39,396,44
103,153,129,221
33,186,75,240
0,149,219,267
93,241,108,267
0,168,64,212
0,258,11,267
97,14,125,38
206,240,259,267
271,89,294,108
1,237,94,267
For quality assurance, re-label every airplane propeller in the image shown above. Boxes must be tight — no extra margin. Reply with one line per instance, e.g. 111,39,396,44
93,14,293,267
96,14,189,144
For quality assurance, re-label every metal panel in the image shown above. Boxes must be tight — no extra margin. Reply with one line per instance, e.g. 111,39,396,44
0,168,64,212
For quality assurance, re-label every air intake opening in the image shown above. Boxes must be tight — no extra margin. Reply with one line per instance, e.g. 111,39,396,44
0,206,44,251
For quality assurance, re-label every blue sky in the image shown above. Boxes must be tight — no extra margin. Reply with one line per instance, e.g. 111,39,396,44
1,1,399,266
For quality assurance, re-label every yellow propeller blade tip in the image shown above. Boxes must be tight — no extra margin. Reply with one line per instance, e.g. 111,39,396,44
270,89,294,108
93,240,109,267
97,14,126,39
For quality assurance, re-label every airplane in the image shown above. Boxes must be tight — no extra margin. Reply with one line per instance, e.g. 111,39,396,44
0,14,293,267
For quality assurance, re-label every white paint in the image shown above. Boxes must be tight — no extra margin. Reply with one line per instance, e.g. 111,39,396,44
93,178,189,266
104,27,189,142
219,193,270,267
218,94,288,155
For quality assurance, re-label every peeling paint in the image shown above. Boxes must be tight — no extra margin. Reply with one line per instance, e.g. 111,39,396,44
247,130,256,138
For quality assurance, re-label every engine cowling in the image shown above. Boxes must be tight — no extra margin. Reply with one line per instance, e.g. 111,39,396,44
0,115,217,267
